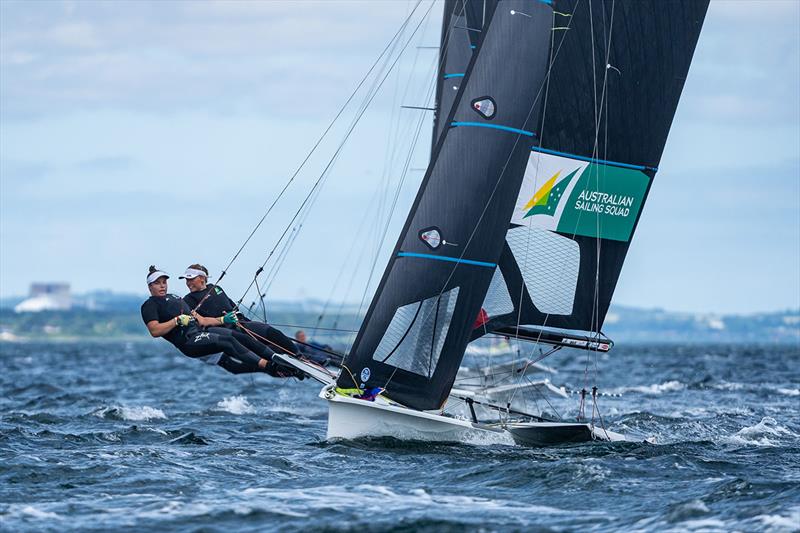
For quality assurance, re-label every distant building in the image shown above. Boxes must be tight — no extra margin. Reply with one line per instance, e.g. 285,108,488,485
14,283,72,313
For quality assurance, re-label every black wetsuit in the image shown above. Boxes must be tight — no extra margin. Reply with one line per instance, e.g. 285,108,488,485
140,294,290,376
183,284,298,355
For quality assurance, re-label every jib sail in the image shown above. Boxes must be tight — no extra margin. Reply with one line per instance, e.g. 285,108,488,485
338,0,554,411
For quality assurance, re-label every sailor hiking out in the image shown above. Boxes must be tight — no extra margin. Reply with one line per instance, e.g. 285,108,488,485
140,265,302,378
180,263,301,357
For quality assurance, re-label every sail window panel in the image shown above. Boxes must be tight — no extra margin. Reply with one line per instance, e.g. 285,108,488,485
506,226,579,316
373,287,460,379
482,268,514,318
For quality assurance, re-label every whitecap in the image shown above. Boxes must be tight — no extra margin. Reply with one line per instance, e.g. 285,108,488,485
119,406,167,421
19,505,62,520
777,387,800,396
681,518,728,530
725,417,795,447
756,507,800,531
94,405,167,421
216,396,256,415
610,380,685,395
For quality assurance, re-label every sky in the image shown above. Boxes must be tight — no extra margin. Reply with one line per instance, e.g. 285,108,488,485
1,0,798,315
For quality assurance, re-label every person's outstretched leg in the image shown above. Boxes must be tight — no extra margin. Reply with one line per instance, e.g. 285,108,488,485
237,321,298,355
182,329,266,374
207,327,275,360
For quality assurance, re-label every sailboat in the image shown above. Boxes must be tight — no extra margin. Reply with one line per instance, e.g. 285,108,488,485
274,0,710,445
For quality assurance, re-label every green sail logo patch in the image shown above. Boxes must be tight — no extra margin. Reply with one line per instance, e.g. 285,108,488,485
518,157,651,242
522,168,581,218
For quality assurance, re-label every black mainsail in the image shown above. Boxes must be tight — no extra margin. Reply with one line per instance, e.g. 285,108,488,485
473,0,710,345
338,0,554,411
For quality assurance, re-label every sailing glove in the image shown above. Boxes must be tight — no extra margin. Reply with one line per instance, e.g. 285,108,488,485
175,314,192,327
222,311,238,325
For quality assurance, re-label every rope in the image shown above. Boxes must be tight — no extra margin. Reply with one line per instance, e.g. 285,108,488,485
235,321,337,380
215,1,426,287
235,0,438,313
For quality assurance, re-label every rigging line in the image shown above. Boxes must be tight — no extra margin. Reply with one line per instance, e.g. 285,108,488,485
383,3,571,393
583,0,616,390
492,2,582,407
525,375,563,421
236,0,438,311
581,0,599,396
216,0,424,286
330,11,439,339
347,59,439,352
592,0,616,389
378,300,425,364
352,0,468,329
236,321,340,376
253,273,268,323
313,188,387,335
368,24,433,295
261,143,340,295
261,25,411,300
269,323,359,334
313,58,406,330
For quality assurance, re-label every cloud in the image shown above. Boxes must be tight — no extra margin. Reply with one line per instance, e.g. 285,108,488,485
0,0,439,119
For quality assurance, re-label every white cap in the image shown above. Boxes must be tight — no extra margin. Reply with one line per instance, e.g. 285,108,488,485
146,270,169,285
179,268,209,280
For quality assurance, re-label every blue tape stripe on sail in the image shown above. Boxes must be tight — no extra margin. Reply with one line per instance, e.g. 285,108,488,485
451,122,536,137
537,0,554,5
530,146,658,172
397,252,496,268
443,73,465,79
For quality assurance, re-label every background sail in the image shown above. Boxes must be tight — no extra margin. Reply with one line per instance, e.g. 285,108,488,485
431,1,498,148
338,0,554,411
474,0,710,340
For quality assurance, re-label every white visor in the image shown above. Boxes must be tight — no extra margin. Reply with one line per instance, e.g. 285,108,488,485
146,270,169,285
179,268,209,280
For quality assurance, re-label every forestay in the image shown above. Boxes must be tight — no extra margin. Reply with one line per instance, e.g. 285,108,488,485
338,0,554,411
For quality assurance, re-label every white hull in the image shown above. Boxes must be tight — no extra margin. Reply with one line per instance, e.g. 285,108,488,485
274,355,628,447
321,386,627,446
322,386,503,442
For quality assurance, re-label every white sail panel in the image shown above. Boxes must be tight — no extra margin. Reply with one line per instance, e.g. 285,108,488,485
482,267,514,318
373,287,460,378
506,226,579,316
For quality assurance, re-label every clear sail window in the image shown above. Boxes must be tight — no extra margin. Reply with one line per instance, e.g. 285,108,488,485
373,287,460,378
471,96,496,119
482,267,514,318
506,226,579,315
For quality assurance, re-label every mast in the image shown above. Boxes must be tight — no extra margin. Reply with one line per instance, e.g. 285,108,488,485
473,0,711,345
338,0,554,411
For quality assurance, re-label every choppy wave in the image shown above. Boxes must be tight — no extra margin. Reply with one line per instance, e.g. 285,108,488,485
726,417,795,447
215,396,256,415
609,380,685,395
2,341,797,532
93,405,167,421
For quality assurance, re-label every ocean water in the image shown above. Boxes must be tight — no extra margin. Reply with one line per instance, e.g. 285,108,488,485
1,341,798,532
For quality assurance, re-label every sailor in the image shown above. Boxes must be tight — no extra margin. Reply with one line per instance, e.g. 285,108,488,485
294,330,342,367
141,265,298,377
180,264,299,356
